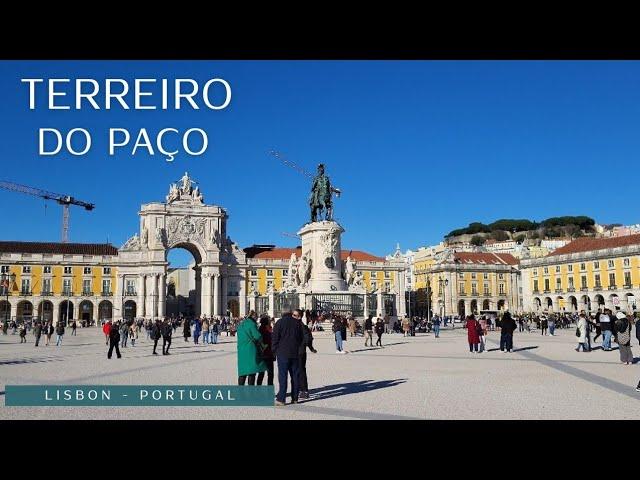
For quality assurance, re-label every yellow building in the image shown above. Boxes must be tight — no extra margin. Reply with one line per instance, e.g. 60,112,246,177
0,242,118,324
244,245,399,295
521,234,640,313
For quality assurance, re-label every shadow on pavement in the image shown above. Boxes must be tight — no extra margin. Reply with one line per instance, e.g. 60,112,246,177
513,346,539,352
347,342,409,353
0,357,65,366
303,379,407,403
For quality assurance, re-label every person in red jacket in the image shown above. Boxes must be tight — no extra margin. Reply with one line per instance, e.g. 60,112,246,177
103,320,112,345
465,314,481,353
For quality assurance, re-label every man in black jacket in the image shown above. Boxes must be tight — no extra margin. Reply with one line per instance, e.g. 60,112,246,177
162,318,173,355
500,311,517,353
151,319,162,355
272,310,304,406
297,309,317,400
108,321,122,359
34,321,42,347
364,315,374,347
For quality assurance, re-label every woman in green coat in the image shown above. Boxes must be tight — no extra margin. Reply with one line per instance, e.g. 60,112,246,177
237,311,267,385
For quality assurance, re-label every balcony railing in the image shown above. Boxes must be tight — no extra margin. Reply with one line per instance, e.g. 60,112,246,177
624,284,633,289
532,289,540,294
567,287,575,292
124,291,137,296
554,289,563,293
594,285,602,291
608,285,617,290
20,290,32,296
543,289,551,294
40,291,53,296
62,290,73,296
82,290,93,296
101,291,113,296
580,287,588,292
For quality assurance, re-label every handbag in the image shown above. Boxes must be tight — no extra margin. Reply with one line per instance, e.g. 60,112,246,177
575,327,580,337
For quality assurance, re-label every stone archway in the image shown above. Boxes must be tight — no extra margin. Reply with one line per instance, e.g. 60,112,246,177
533,297,542,312
470,299,478,314
79,300,94,324
482,299,490,311
124,300,136,320
59,300,74,323
0,300,10,321
38,300,54,322
98,300,113,322
117,173,248,320
17,301,33,322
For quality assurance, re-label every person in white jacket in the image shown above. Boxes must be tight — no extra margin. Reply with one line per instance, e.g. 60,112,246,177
575,313,589,352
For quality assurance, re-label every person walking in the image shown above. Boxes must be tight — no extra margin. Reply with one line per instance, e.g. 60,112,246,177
257,315,274,386
45,321,54,346
55,321,65,346
500,311,517,353
162,319,173,355
479,315,488,352
102,320,111,345
402,316,411,337
107,321,121,359
540,315,548,336
193,317,201,345
333,316,345,353
296,309,317,400
635,315,640,346
272,310,303,405
575,313,589,352
433,315,441,338
202,317,210,344
34,321,42,347
120,320,129,348
236,311,267,386
363,314,374,347
465,314,481,353
129,322,137,347
71,320,77,336
151,319,162,355
600,309,614,351
211,320,219,344
375,316,384,347
19,323,27,343
614,312,634,365
183,318,191,342
348,316,357,337
548,315,556,336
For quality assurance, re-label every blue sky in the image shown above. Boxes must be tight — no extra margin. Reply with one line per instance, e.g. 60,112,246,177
1,60,639,266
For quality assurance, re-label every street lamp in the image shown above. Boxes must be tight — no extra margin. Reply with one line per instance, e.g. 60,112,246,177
1,272,16,321
438,276,448,319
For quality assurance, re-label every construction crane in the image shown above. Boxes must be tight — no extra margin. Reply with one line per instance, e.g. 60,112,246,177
0,180,95,243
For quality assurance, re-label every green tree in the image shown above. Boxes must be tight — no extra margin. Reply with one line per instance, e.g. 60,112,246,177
490,230,509,241
470,235,486,246
514,233,526,243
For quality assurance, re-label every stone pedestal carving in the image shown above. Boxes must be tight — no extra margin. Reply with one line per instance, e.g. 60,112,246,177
297,220,346,292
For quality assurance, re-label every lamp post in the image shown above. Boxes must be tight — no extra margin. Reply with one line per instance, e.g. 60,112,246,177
438,276,448,320
1,272,16,322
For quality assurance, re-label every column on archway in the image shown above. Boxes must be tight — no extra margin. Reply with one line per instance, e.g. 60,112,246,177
93,302,99,324
464,299,471,317
137,274,146,318
200,270,212,317
238,273,247,317
145,275,154,318
115,274,124,320
158,273,166,318
221,275,228,316
194,268,201,317
212,273,220,316
52,301,59,324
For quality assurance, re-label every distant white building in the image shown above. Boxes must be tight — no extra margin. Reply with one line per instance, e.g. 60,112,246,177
386,243,415,291
540,239,571,251
484,239,517,253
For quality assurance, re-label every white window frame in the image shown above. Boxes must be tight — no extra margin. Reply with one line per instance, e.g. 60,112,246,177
83,267,92,275
103,267,111,275
22,266,31,274
64,266,73,275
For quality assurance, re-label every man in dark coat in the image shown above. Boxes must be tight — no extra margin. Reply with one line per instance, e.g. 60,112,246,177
296,309,317,400
34,321,42,347
108,321,122,359
151,319,162,355
162,319,173,355
500,311,517,353
272,310,304,406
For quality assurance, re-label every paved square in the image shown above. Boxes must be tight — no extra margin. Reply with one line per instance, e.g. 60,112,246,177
1,325,638,419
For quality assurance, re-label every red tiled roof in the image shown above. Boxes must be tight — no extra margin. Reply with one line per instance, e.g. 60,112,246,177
454,252,518,265
245,246,385,262
0,241,118,256
549,234,640,256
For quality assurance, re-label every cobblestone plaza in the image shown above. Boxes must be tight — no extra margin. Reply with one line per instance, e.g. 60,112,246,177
1,326,638,419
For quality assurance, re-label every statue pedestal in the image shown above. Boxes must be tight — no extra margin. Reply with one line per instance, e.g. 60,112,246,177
297,221,347,292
